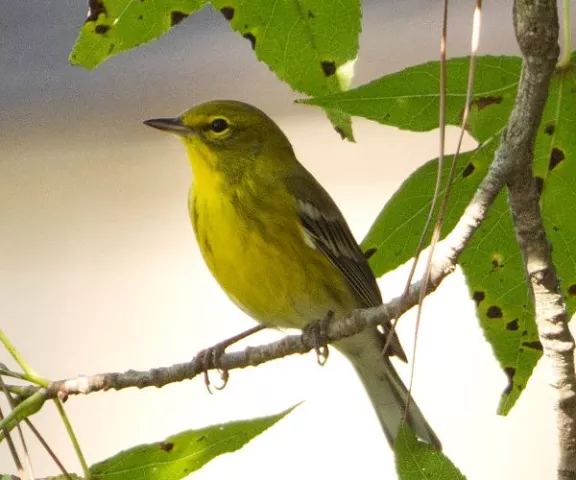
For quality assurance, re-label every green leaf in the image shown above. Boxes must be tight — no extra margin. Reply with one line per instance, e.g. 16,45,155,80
362,141,496,276
70,0,360,138
89,405,297,479
361,137,539,413
535,54,576,320
69,0,208,69
211,0,360,139
355,54,576,413
459,183,539,415
0,476,83,480
0,390,47,441
395,425,466,480
301,55,521,142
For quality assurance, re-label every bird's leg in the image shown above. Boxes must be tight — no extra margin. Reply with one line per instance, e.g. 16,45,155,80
302,310,334,366
194,324,266,393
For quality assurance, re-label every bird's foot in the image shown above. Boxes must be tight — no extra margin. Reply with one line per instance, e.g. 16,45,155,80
194,325,266,393
302,311,334,366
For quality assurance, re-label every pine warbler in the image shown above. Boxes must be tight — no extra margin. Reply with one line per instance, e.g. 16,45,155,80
144,100,440,449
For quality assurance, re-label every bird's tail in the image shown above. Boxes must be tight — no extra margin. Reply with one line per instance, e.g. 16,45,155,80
336,330,441,450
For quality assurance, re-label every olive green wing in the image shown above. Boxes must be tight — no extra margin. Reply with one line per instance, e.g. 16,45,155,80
286,169,407,362
296,198,382,309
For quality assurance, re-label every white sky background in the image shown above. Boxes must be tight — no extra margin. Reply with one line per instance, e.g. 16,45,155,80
1,1,574,478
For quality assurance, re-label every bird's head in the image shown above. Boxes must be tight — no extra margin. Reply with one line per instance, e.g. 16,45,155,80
144,100,296,184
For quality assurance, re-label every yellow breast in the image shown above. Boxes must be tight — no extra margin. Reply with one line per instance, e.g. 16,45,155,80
188,171,355,329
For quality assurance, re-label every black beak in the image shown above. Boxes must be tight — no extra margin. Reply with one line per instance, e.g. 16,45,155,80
143,117,192,135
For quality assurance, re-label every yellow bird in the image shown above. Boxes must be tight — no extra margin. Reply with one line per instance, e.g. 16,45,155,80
144,100,440,449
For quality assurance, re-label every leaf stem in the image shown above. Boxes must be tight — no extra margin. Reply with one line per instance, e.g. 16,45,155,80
0,330,48,387
54,399,90,479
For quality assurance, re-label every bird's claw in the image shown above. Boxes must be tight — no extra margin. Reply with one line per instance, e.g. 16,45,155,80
303,311,334,366
196,344,229,394
194,325,266,394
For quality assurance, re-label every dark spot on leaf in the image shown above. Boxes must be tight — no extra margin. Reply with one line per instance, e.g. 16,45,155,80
548,148,565,171
506,319,519,331
522,340,543,351
503,367,516,395
462,163,475,178
472,96,503,110
308,10,315,18
521,330,528,336
243,33,256,50
159,441,174,452
197,435,207,442
364,247,377,259
108,43,115,54
86,0,107,22
534,176,544,196
491,257,503,269
486,305,503,319
544,123,555,135
553,225,560,232
95,24,109,34
171,11,189,26
138,14,143,20
334,126,345,139
220,7,234,21
321,61,336,77
472,291,485,306
567,284,576,296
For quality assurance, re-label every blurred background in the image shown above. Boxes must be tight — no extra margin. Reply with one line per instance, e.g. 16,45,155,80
1,1,572,478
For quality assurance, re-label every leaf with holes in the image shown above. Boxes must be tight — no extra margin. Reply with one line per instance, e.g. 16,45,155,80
70,0,208,69
395,425,466,480
534,52,576,319
211,0,360,139
70,0,360,138
320,54,576,414
89,406,297,479
361,135,540,413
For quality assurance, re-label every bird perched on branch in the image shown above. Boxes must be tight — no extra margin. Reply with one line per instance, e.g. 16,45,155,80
144,100,440,449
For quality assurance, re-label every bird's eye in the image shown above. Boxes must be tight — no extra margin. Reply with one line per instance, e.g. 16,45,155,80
210,118,229,133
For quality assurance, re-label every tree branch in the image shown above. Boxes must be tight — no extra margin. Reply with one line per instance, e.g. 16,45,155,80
504,1,576,478
8,158,505,403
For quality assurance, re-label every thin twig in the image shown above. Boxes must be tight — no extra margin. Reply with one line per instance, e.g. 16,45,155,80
400,0,450,420
23,418,73,480
0,376,33,479
387,0,449,349
407,0,483,417
0,403,25,479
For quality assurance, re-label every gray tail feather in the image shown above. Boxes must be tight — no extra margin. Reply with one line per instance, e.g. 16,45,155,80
353,356,442,450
